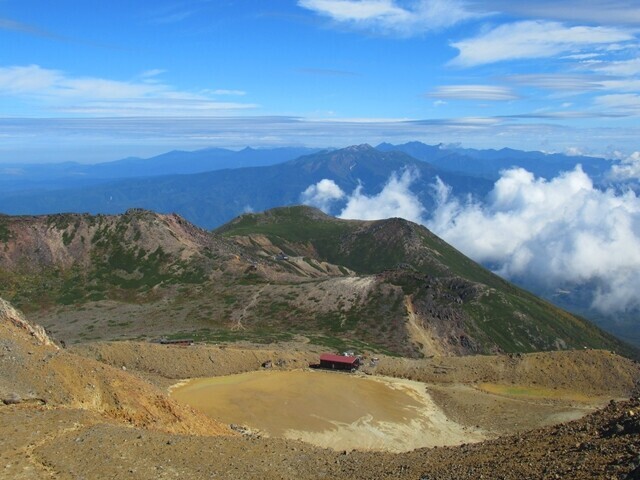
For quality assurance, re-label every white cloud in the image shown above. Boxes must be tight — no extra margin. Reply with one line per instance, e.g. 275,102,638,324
0,64,257,116
427,166,640,313
338,168,426,223
0,64,62,94
300,179,346,212
450,21,634,67
427,84,519,101
563,53,602,60
610,151,640,180
298,0,479,36
565,146,585,156
299,0,407,21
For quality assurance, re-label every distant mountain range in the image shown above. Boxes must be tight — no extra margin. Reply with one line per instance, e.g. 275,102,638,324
0,146,321,192
0,144,493,228
377,141,612,183
1,141,614,194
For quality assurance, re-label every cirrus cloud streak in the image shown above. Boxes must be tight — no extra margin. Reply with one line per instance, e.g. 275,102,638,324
0,65,256,117
427,84,520,101
450,21,634,67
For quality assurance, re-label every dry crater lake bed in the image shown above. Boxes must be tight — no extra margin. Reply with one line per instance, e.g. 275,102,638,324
169,369,486,452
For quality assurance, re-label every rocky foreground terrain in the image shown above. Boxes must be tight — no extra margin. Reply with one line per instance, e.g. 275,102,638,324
2,207,640,478
2,297,640,479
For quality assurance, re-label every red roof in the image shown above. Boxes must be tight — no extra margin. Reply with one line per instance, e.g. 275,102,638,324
320,353,358,365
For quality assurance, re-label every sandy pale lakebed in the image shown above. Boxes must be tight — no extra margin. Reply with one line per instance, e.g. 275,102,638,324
170,369,486,452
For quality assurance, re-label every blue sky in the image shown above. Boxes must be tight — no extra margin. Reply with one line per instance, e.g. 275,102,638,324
1,0,640,162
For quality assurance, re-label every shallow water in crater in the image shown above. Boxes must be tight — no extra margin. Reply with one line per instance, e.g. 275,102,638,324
170,369,485,452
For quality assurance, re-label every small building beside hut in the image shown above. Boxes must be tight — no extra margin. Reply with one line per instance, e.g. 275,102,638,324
319,353,360,371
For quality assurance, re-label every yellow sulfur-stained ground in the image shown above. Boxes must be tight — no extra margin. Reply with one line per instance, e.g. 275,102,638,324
170,369,487,452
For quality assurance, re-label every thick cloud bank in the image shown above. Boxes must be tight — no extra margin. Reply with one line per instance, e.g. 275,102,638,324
339,169,426,223
300,179,345,213
301,166,640,314
428,166,640,313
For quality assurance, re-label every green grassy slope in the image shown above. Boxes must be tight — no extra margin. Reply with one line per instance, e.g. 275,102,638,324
218,206,638,359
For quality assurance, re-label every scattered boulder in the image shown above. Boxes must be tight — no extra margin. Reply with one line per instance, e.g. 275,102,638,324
601,408,640,437
2,392,22,405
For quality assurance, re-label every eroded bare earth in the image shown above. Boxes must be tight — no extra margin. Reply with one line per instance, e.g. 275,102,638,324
2,299,640,479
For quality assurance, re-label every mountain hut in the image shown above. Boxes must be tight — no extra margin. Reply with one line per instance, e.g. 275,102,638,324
319,353,360,371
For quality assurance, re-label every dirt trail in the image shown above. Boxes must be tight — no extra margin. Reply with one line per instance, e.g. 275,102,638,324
233,283,270,331
19,419,86,478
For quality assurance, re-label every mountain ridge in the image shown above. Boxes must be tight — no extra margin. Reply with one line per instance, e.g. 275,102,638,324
1,206,634,359
219,206,636,358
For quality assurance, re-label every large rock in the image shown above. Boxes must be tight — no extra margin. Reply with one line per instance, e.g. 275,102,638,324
0,297,58,349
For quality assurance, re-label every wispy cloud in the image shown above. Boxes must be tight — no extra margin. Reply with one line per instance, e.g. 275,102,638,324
501,111,626,120
474,0,640,26
148,2,198,25
0,17,67,40
298,0,480,36
450,21,634,67
139,69,167,79
0,65,256,116
589,57,640,76
502,72,640,101
427,84,519,101
594,93,640,115
599,78,640,93
504,74,604,92
209,89,247,96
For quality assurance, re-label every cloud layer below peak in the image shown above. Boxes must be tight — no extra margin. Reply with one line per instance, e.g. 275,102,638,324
301,164,640,315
